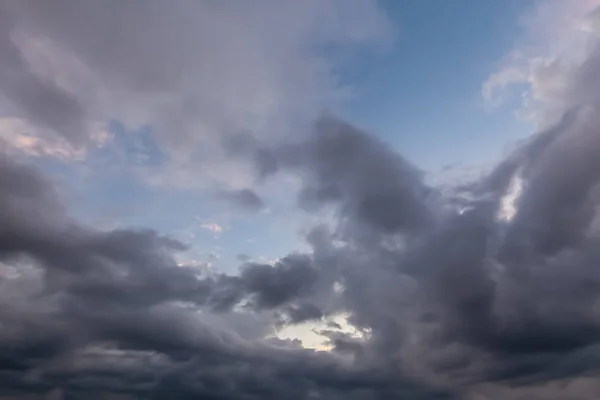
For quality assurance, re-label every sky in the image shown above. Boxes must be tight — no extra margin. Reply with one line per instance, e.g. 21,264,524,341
2,0,600,399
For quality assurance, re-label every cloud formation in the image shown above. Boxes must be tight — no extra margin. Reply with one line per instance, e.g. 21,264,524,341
482,0,600,127
0,153,451,398
2,1,600,399
0,0,391,188
4,102,600,398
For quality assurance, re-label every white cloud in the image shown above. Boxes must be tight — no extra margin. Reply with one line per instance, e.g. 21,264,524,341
0,0,392,188
482,0,600,128
496,169,523,222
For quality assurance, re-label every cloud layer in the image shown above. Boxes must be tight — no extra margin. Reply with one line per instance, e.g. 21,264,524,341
0,0,391,188
2,1,600,399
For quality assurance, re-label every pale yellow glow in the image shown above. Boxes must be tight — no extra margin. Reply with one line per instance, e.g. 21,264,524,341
273,312,363,351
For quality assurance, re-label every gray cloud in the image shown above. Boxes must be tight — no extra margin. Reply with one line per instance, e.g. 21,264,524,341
3,1,600,399
7,97,600,397
239,254,317,310
5,83,600,398
0,154,453,399
0,3,85,146
268,114,434,238
283,302,324,324
0,0,391,189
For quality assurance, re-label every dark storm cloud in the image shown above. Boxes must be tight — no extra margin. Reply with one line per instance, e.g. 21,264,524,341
406,105,600,386
5,101,600,398
0,154,455,399
301,117,429,233
283,302,324,324
0,158,312,315
469,108,579,200
3,4,600,400
239,254,317,309
287,115,433,235
247,78,600,395
201,256,320,313
0,157,440,399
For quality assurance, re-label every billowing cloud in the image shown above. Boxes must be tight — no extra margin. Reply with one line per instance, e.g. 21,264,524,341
3,0,600,399
4,97,600,397
0,0,392,188
0,154,450,399
482,0,600,127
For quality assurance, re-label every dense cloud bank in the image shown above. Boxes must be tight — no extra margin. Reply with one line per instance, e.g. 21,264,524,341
3,104,600,398
3,1,600,399
0,121,453,400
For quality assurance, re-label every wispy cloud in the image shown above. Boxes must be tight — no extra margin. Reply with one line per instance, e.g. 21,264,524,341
199,222,223,234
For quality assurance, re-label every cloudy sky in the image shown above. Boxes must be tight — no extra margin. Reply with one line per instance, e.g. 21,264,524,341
2,0,600,398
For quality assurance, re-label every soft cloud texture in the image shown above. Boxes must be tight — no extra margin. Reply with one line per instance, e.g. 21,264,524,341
2,0,600,399
0,0,392,188
4,103,600,398
483,0,600,127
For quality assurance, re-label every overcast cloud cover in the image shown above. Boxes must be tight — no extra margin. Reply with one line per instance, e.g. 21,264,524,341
2,0,600,399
